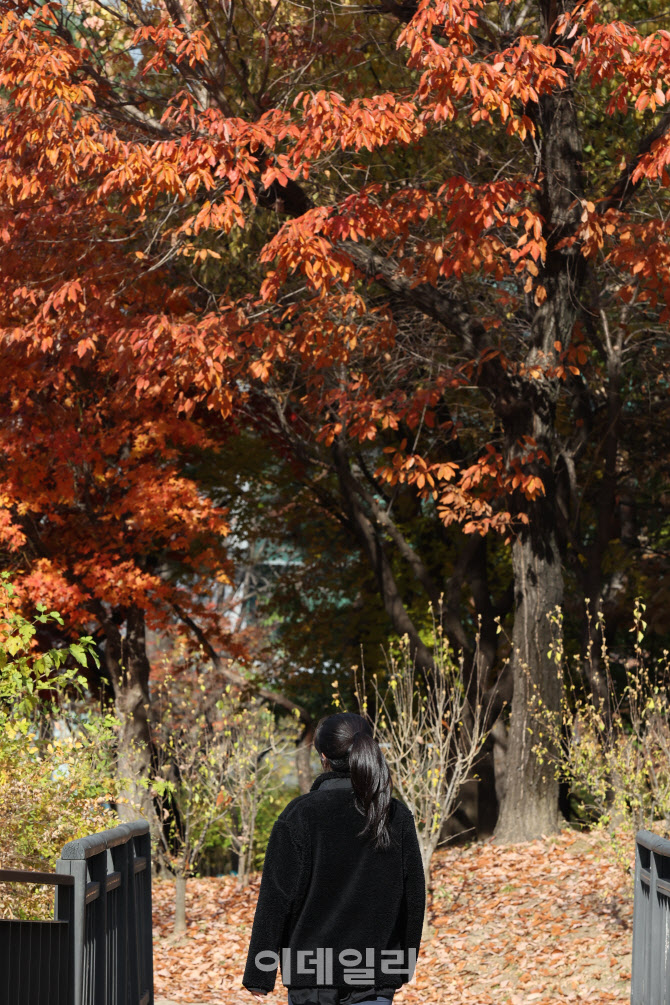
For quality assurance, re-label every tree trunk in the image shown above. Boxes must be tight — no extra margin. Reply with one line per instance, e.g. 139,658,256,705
494,527,563,841
296,722,314,794
473,741,499,837
101,605,154,821
413,836,434,940
493,0,585,841
231,808,251,887
174,874,187,935
491,717,508,809
236,841,249,888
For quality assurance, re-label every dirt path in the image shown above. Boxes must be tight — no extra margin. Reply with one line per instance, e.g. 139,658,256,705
152,827,634,1005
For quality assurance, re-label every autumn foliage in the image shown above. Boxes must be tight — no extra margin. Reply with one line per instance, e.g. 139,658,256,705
2,0,670,838
3,0,669,515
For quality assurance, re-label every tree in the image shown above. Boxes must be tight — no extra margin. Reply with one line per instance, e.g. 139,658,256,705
234,0,670,841
0,3,313,806
148,670,285,931
4,0,670,841
216,694,291,888
0,307,234,813
226,0,670,840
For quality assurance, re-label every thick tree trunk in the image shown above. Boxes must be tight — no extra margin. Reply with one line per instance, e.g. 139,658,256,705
494,381,569,841
493,0,585,842
494,528,563,841
100,605,154,821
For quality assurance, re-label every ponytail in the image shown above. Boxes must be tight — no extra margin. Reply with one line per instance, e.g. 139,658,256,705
314,712,392,851
349,729,392,851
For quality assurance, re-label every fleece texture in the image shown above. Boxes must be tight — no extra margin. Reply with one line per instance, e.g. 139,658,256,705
242,770,426,998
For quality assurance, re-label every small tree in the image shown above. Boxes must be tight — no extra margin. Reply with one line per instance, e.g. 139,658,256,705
352,623,497,935
148,671,289,934
149,671,233,935
218,698,292,888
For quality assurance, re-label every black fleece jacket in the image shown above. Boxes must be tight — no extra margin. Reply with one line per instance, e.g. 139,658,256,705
242,770,425,1000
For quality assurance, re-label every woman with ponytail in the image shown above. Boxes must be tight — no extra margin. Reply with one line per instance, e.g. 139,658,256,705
242,712,425,1005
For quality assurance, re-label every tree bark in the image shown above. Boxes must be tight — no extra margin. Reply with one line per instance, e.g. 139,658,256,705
421,863,432,940
494,0,585,841
234,808,250,888
174,874,187,935
98,604,154,822
296,722,315,794
494,525,564,840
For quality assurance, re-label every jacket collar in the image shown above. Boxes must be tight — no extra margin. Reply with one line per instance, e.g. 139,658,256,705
310,769,352,791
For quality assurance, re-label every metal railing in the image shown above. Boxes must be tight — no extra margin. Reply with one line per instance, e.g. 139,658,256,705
0,820,154,1005
631,829,670,1005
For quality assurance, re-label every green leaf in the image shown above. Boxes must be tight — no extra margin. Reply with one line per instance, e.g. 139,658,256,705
69,644,89,667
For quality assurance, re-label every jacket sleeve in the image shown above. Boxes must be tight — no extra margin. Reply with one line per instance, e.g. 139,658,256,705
400,809,426,978
242,814,305,993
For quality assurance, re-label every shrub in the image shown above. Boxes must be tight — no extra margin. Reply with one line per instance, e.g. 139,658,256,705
533,600,670,857
0,577,116,919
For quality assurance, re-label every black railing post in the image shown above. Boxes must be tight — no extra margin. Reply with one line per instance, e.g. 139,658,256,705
108,829,130,1005
631,829,670,1005
54,874,76,1003
57,820,153,1005
631,835,648,1005
136,824,154,1005
55,856,88,1005
125,831,140,1005
122,821,154,1005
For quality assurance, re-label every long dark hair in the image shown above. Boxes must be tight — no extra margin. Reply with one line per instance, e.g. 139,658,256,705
314,712,392,851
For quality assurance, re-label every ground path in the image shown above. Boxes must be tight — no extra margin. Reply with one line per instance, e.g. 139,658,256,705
152,827,633,1005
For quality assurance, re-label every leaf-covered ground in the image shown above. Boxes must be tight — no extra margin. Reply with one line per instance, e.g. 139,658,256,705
153,828,634,1005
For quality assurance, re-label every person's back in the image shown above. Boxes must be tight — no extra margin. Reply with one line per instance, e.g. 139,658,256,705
242,713,426,1005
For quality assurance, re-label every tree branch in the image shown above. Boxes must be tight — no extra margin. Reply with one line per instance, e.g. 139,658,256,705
597,108,670,213
332,439,437,671
340,241,489,352
171,602,312,729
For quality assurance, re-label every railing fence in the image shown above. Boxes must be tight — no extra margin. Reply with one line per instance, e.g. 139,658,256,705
0,820,153,1005
631,829,670,1005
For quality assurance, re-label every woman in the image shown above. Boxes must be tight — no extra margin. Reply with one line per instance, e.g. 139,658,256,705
242,712,426,1005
